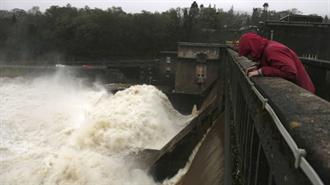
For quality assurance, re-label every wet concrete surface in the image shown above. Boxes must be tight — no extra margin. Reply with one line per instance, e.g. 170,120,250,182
177,114,225,185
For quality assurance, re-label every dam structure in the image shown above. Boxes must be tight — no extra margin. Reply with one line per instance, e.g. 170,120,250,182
1,42,329,185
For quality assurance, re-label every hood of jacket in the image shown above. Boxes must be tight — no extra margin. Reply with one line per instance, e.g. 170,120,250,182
239,32,268,60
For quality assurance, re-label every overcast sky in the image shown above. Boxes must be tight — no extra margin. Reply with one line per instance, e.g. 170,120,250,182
1,0,329,16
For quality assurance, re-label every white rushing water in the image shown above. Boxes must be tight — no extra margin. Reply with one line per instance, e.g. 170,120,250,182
0,70,191,185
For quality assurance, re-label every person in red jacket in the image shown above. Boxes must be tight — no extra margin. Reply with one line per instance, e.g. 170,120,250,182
238,32,315,93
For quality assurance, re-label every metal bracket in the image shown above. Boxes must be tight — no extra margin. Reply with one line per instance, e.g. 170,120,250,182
252,85,268,109
295,148,306,169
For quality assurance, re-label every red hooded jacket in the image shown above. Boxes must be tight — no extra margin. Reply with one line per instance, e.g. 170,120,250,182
239,33,315,93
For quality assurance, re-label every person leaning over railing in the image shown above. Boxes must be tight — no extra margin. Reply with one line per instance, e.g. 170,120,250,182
238,32,315,94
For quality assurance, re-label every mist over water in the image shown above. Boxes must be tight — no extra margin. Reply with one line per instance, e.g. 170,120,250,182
0,70,191,185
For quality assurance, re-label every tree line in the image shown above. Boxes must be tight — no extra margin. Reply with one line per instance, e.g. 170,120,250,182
0,2,327,63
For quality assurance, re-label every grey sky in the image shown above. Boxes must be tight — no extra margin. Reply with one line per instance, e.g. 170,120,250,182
1,0,329,16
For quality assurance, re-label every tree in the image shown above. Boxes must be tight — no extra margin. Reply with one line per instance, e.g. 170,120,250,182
0,3,318,62
290,8,302,15
28,6,41,15
262,3,269,21
263,3,269,11
251,8,262,25
189,1,199,18
228,6,234,16
246,17,251,25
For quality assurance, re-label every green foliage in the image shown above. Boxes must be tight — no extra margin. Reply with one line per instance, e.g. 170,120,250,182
0,3,302,63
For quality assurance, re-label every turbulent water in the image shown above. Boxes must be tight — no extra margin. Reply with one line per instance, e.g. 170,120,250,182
0,70,191,185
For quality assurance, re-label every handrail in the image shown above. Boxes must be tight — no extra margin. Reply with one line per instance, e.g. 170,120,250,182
300,57,330,69
228,49,325,185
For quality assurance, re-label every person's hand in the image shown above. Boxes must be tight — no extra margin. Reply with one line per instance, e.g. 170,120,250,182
248,69,259,77
246,65,258,75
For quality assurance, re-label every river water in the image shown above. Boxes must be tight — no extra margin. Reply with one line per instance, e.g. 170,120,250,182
0,70,191,185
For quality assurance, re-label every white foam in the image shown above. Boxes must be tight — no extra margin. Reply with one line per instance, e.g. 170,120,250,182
0,70,191,185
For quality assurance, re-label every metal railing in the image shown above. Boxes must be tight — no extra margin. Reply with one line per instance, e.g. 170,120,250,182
300,57,330,101
224,49,326,185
